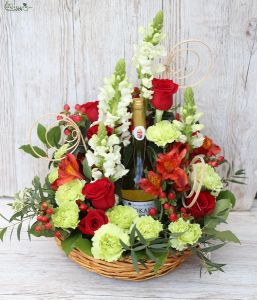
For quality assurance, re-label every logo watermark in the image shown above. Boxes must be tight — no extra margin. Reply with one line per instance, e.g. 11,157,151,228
4,1,32,11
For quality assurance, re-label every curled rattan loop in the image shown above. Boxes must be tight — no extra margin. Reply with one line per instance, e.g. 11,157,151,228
163,39,213,88
28,113,87,162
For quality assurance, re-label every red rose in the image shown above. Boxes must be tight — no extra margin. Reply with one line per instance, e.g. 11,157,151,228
86,125,113,140
80,101,99,122
82,178,115,210
186,192,216,219
151,78,179,110
78,209,108,235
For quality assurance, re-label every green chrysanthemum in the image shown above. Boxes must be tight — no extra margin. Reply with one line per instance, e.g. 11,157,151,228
55,179,85,205
132,216,163,240
52,202,79,229
146,120,181,147
107,205,138,230
192,163,223,194
91,223,130,262
168,218,202,251
48,167,58,184
54,143,69,160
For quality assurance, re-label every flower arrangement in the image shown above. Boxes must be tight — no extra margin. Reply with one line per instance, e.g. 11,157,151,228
0,11,245,278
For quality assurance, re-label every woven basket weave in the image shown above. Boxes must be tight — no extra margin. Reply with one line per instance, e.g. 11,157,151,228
56,238,191,281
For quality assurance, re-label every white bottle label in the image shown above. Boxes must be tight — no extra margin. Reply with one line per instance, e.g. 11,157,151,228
133,126,145,141
122,199,156,216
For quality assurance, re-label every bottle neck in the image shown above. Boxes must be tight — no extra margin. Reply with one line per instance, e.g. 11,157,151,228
132,98,146,141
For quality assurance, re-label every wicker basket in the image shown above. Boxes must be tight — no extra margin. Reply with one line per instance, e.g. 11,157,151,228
55,238,191,281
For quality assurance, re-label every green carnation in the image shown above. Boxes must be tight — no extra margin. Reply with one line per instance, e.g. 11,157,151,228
168,218,202,251
91,223,130,262
192,163,223,194
55,179,85,205
48,167,58,184
52,202,79,229
54,143,69,160
132,216,163,240
107,205,138,230
146,120,181,147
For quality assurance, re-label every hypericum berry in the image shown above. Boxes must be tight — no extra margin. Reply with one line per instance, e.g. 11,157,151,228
183,213,190,219
41,202,48,210
44,223,52,230
169,213,178,222
168,193,175,200
41,216,49,223
163,203,170,210
217,156,224,163
75,104,81,111
79,204,88,211
72,115,82,123
54,231,62,239
63,104,70,111
46,208,54,215
37,215,43,222
149,207,157,216
35,225,42,232
76,200,82,206
57,115,63,120
64,128,71,136
159,191,166,199
180,207,186,213
209,161,218,167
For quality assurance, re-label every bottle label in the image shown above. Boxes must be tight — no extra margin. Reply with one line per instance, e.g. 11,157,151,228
133,126,145,141
122,199,156,216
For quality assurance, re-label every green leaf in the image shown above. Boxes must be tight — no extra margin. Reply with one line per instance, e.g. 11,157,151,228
131,251,140,273
130,225,136,245
135,228,146,244
0,213,9,222
20,144,47,158
201,243,225,253
73,237,92,256
0,228,7,241
119,239,130,251
133,245,147,251
153,251,168,272
204,199,232,229
61,232,81,255
206,229,240,244
217,190,236,208
146,248,158,262
17,223,22,241
46,126,61,148
37,123,47,145
235,169,245,176
82,157,92,180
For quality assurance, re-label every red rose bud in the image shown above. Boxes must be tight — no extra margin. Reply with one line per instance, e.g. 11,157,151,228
169,213,178,222
75,104,81,111
186,192,216,219
78,209,108,235
149,207,157,216
63,104,70,111
80,101,99,122
64,128,71,136
82,178,115,211
151,78,179,111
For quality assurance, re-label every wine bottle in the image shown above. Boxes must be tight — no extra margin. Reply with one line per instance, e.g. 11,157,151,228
121,98,156,216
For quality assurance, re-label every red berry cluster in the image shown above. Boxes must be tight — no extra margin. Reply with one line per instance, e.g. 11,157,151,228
35,201,54,233
76,200,90,213
208,155,224,167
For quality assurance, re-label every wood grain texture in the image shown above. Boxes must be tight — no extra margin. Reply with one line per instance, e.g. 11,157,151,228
1,197,257,299
0,0,256,209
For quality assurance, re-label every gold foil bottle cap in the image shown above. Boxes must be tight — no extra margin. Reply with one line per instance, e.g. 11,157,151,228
132,98,145,110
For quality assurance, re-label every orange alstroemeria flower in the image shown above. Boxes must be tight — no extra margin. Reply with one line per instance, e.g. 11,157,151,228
156,143,188,191
140,171,162,196
192,136,221,157
55,153,85,186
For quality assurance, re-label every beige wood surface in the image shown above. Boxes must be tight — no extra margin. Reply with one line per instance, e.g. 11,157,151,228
0,0,256,209
1,197,257,299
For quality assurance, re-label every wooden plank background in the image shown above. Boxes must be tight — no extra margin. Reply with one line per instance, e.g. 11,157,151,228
0,0,256,210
